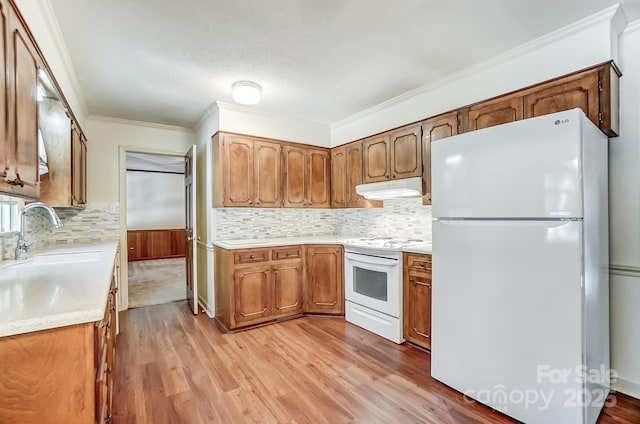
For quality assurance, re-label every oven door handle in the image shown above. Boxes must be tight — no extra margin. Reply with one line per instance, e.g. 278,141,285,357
345,253,398,267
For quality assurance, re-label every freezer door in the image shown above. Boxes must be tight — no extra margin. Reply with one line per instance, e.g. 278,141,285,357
432,109,584,219
431,219,593,424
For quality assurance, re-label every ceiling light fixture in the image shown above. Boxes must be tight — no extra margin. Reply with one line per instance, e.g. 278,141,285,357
231,81,262,105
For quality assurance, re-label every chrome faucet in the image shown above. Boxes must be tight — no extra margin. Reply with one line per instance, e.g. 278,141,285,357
15,202,63,260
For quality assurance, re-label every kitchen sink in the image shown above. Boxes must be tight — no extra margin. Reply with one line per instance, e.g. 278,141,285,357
1,250,103,269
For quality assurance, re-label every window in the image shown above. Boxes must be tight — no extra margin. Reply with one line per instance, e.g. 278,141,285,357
0,196,21,235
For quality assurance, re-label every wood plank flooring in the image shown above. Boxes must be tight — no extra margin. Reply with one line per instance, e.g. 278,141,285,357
113,302,640,423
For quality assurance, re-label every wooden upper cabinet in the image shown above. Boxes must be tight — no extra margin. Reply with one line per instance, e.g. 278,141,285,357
222,134,253,207
0,2,40,198
0,1,8,189
283,145,330,208
524,69,600,127
467,95,523,132
345,141,366,208
307,148,330,208
71,124,87,207
282,145,307,207
253,140,281,207
330,145,346,208
363,134,390,183
389,124,422,180
422,112,459,205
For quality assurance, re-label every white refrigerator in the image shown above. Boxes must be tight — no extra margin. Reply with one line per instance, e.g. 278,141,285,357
430,109,610,424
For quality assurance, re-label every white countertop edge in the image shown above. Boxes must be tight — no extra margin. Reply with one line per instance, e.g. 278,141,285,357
0,308,104,338
213,235,432,254
0,240,119,338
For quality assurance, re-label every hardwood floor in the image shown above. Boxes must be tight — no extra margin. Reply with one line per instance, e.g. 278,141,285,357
128,258,186,308
113,302,640,424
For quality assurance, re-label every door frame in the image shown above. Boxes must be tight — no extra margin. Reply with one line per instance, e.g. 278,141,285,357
117,145,190,310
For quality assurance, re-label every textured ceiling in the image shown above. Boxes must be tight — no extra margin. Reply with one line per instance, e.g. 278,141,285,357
49,0,640,128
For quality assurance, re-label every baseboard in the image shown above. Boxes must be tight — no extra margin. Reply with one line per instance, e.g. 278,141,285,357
198,295,214,317
613,376,640,399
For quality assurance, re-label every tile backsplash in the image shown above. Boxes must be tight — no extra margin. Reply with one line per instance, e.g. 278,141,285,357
1,203,120,260
214,207,336,239
213,197,432,241
335,198,432,240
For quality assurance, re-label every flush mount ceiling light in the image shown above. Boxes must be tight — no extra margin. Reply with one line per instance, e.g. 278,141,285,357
231,81,262,105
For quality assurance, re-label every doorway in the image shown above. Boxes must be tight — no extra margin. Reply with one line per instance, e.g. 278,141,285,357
125,152,186,308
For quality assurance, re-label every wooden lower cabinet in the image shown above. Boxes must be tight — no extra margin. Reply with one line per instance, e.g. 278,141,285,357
0,276,117,423
127,229,186,261
304,245,344,315
215,245,305,330
403,253,432,350
215,244,344,330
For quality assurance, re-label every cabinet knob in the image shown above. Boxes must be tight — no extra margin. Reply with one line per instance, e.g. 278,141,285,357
249,255,255,259
392,175,396,178
129,247,134,250
409,277,415,282
248,200,253,205
255,201,260,205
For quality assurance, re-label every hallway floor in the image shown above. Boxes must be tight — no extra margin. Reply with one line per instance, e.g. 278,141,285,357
128,258,186,308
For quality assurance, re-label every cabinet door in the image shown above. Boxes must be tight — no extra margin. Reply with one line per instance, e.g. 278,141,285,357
345,141,365,208
282,145,307,207
389,125,422,180
468,95,523,131
0,2,8,190
523,70,599,126
272,261,303,318
363,134,390,183
71,125,84,206
5,6,39,198
330,146,346,208
305,245,344,315
233,265,272,326
422,113,459,205
253,140,281,207
307,148,330,208
223,135,253,206
403,266,432,350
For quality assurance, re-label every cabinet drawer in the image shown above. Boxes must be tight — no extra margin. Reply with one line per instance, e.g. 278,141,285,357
407,254,432,271
234,249,270,264
271,246,302,261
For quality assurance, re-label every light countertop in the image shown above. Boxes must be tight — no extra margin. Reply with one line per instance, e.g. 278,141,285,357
214,235,432,254
213,235,357,250
0,240,119,338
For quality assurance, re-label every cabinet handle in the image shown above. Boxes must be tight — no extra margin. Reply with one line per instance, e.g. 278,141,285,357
129,247,134,251
105,367,112,374
409,277,414,282
249,255,255,259
255,201,260,205
6,177,24,187
413,329,431,338
248,200,253,205
392,175,396,179
105,415,112,422
414,280,431,288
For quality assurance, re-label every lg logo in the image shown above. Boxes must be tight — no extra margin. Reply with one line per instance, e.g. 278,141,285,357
554,119,570,125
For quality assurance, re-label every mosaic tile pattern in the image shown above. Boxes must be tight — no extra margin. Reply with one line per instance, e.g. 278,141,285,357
214,207,337,239
1,203,120,260
335,198,433,240
213,197,432,241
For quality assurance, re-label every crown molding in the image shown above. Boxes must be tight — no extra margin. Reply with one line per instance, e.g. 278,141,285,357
331,4,622,131
87,114,195,133
36,0,90,119
623,18,640,34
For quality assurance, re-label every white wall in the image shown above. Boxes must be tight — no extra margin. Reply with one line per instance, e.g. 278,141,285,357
126,171,185,230
608,20,640,398
330,5,625,145
86,118,195,203
217,102,330,147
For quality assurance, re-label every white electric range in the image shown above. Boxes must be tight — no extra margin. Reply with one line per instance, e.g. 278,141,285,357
343,237,429,343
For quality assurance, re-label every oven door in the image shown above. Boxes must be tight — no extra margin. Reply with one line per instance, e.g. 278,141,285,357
344,251,400,318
